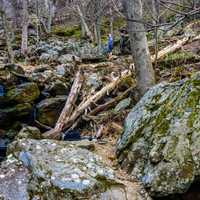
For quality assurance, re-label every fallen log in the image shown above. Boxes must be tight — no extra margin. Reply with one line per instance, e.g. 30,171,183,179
80,62,114,69
151,34,200,62
62,73,132,131
85,86,134,117
43,70,84,139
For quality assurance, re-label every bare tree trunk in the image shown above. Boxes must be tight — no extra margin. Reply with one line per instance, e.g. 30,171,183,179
47,0,54,33
151,36,198,62
1,13,14,63
152,0,160,68
95,20,101,52
95,0,102,53
81,20,86,38
21,0,29,56
109,8,114,37
62,74,131,131
36,0,40,44
122,0,155,97
77,5,93,42
43,70,83,139
0,1,14,63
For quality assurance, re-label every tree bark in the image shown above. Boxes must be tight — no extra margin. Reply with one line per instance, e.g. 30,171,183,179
0,0,15,63
43,71,84,139
94,0,102,53
63,73,131,131
109,8,114,37
21,0,29,56
35,0,40,44
47,0,54,33
122,0,155,97
77,5,93,42
152,0,160,68
1,11,14,63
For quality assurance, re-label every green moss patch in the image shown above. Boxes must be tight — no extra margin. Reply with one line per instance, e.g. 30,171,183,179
158,51,199,69
52,25,81,38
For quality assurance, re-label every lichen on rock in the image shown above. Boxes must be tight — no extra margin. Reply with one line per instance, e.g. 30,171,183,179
116,72,200,197
0,139,148,200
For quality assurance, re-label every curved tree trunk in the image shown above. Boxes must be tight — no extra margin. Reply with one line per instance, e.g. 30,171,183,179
77,5,94,42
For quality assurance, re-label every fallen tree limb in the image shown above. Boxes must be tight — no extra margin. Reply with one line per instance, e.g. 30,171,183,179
34,119,52,131
151,34,200,62
151,36,190,62
85,86,134,117
95,125,104,139
43,70,84,139
80,62,114,69
62,73,132,131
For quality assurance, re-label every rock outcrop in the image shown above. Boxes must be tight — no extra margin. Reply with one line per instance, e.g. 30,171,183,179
0,139,150,200
116,73,200,197
6,82,40,103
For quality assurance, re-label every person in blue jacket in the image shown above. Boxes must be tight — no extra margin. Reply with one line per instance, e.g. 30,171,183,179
0,85,4,97
107,33,113,59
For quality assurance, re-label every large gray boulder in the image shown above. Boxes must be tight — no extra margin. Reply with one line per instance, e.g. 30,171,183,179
0,139,150,200
39,50,59,63
116,73,200,197
58,54,80,64
0,158,30,200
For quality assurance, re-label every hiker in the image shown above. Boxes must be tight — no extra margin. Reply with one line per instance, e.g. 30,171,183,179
119,28,127,55
0,85,4,97
119,28,132,55
107,33,113,59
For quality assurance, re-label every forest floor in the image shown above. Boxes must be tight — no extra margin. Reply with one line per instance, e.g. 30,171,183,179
0,20,199,200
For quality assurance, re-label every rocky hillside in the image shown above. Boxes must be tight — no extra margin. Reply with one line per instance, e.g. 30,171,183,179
0,20,200,200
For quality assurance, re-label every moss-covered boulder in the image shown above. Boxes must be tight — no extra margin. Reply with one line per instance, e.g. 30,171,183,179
6,83,40,103
16,126,41,139
0,64,25,88
45,80,70,96
36,96,67,127
116,72,200,197
0,139,150,200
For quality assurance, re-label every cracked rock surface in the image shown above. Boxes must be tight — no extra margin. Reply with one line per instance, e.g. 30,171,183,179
116,73,200,197
0,139,149,200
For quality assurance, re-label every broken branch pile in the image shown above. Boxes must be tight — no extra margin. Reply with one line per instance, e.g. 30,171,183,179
43,33,200,140
43,69,134,139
